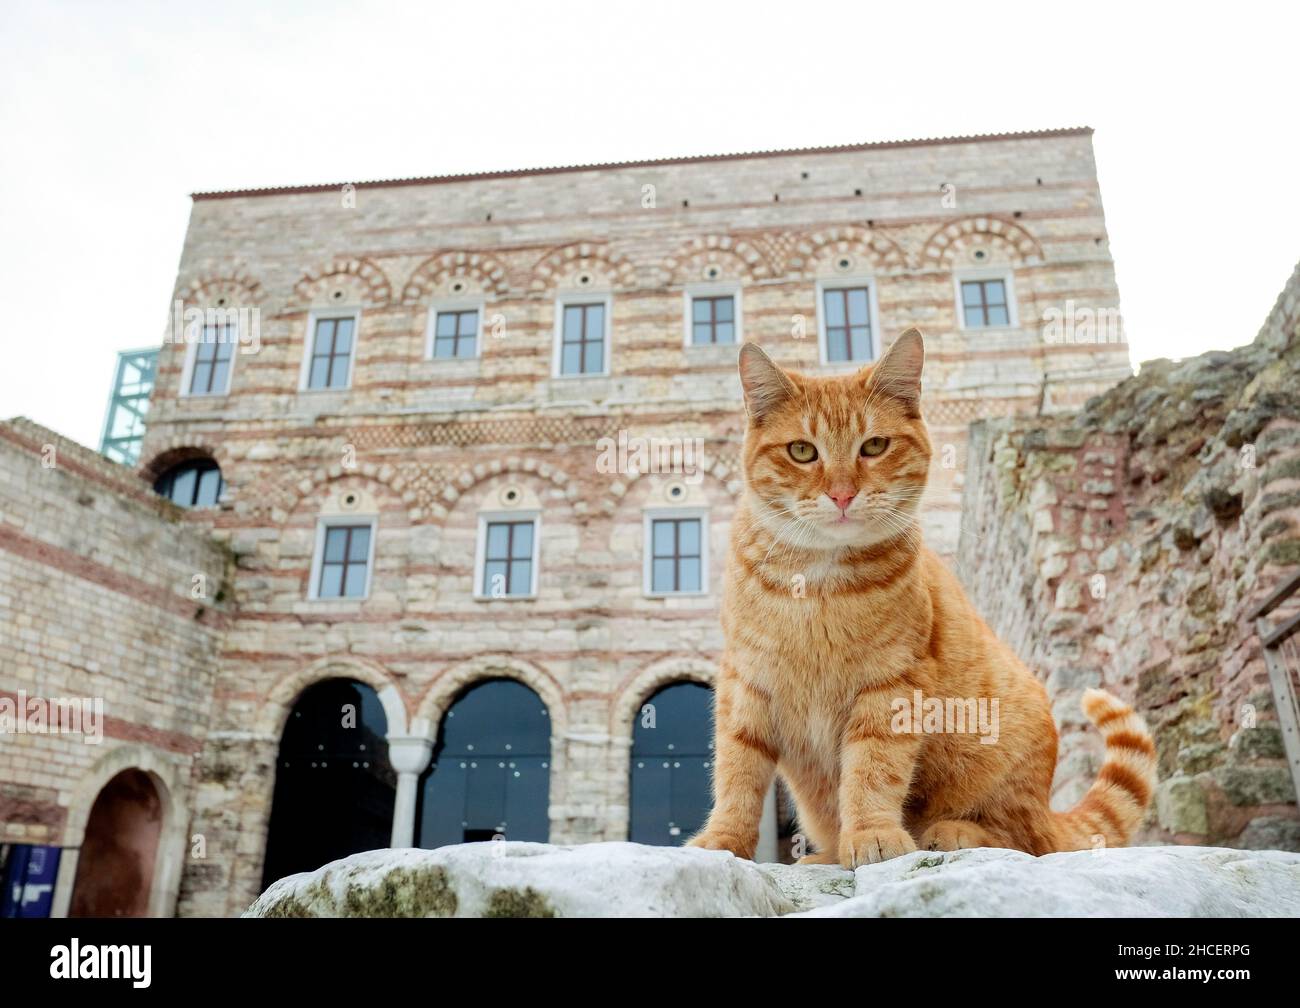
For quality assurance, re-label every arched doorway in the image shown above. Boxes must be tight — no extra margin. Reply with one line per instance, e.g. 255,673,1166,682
69,769,163,917
261,679,396,888
630,681,714,845
416,679,551,847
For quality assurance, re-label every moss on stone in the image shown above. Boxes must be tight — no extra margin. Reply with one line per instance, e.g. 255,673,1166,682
339,866,457,918
484,886,556,918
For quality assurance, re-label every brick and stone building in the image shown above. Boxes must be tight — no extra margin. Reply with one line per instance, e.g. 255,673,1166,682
3,128,1157,917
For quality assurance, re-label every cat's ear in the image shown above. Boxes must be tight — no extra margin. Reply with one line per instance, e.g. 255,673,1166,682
739,343,798,424
866,327,924,416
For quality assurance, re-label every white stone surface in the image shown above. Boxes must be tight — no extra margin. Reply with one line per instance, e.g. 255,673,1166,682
245,841,1300,918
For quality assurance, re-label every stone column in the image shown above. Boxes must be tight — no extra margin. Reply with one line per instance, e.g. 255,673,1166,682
386,727,434,849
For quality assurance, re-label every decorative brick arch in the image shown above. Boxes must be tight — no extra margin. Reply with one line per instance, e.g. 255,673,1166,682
609,656,716,744
788,224,910,277
528,241,638,292
54,744,189,918
291,256,393,308
255,655,409,738
920,215,1044,268
176,268,265,307
434,456,583,522
285,462,422,521
138,439,234,484
657,234,777,286
401,250,511,302
413,654,568,743
597,450,741,516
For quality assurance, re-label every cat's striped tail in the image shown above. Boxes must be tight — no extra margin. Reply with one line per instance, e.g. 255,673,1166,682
1051,688,1157,851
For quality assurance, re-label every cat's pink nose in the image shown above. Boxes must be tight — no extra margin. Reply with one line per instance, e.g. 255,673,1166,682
827,489,857,512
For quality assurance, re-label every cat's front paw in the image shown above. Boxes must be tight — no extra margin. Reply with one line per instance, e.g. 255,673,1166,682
839,826,917,868
687,829,757,861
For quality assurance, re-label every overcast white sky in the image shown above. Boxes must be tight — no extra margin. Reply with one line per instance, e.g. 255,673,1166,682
1,0,1295,448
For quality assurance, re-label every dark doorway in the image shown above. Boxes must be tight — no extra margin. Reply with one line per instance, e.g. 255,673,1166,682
416,679,551,847
630,681,714,845
70,769,163,917
261,679,396,889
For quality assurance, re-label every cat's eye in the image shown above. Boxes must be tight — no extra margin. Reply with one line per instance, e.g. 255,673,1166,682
860,437,890,458
788,441,818,463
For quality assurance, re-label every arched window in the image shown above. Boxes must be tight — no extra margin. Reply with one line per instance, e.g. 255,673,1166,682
630,681,714,845
261,679,395,889
416,679,551,847
153,459,224,508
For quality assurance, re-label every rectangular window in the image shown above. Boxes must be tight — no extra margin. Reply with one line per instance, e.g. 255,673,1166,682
961,279,1010,328
822,286,873,362
482,519,536,597
558,302,606,375
432,308,479,359
690,295,736,345
188,323,235,395
649,516,703,594
315,523,372,599
306,315,355,389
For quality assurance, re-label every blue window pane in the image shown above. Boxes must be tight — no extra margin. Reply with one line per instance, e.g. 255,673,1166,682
190,362,212,394
328,355,351,388
308,357,330,389
483,560,507,596
583,340,603,374
457,334,476,358
652,520,675,556
584,305,604,340
486,523,509,559
824,291,845,326
985,281,1006,305
209,360,230,393
714,322,734,344
847,288,869,324
313,319,335,353
436,313,457,337
195,467,222,506
849,326,871,362
692,299,711,322
434,335,455,359
214,339,234,365
561,342,582,375
962,282,983,307
826,335,848,362
964,305,985,328
563,306,583,340
677,519,700,555
343,563,368,598
988,304,1009,326
348,527,370,563
714,297,734,322
652,558,676,593
319,564,343,598
459,311,479,336
678,556,701,592
333,318,354,353
323,528,348,563
692,323,712,345
511,522,533,560
509,559,532,596
171,467,197,505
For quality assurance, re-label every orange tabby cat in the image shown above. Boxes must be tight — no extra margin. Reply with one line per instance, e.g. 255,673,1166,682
689,328,1156,867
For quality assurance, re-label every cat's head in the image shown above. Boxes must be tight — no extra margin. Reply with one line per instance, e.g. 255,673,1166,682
737,328,931,551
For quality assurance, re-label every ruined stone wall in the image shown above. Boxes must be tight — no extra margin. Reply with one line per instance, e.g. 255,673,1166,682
0,418,230,914
958,260,1300,850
